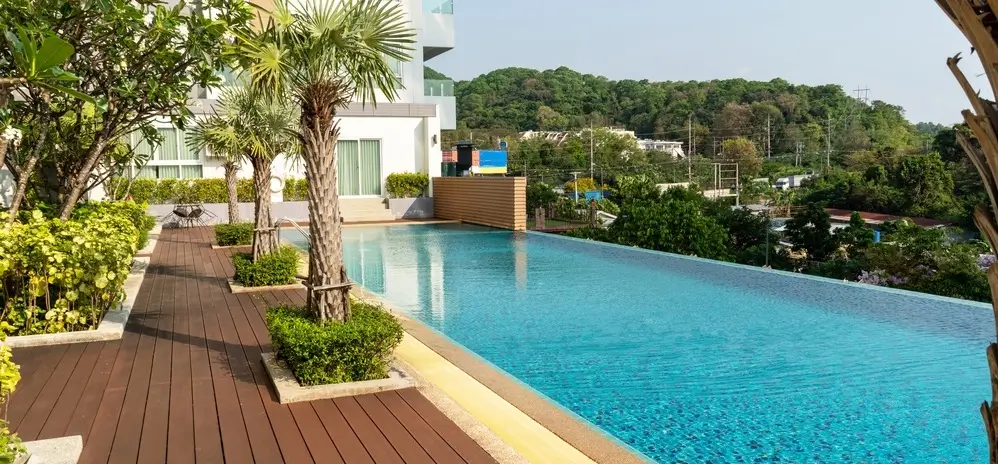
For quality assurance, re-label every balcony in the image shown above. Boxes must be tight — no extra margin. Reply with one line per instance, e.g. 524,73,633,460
422,80,456,130
424,79,454,97
422,0,454,60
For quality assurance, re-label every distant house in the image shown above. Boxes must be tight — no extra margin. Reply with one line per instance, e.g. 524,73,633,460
824,208,953,229
519,128,686,158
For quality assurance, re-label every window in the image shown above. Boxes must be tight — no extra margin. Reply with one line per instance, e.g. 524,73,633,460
385,55,404,89
130,127,203,179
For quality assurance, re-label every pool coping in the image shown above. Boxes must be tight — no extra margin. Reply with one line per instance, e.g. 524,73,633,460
351,286,652,464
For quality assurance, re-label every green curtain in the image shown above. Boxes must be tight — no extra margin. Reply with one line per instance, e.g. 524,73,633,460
158,166,180,179
359,140,382,196
337,140,360,196
158,128,178,161
181,165,203,179
179,130,200,160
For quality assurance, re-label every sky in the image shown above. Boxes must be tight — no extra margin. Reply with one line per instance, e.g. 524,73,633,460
427,0,989,125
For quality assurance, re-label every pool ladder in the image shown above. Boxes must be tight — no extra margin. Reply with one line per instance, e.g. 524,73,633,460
275,217,312,282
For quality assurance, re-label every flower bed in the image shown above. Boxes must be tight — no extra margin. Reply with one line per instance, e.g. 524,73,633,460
266,302,404,386
0,201,150,336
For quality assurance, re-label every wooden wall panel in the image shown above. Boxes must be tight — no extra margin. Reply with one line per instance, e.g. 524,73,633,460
432,177,526,231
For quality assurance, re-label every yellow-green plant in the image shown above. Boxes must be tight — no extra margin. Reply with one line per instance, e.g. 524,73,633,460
0,335,23,462
0,208,139,335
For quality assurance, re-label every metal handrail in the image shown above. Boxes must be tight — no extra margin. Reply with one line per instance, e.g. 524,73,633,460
274,217,311,248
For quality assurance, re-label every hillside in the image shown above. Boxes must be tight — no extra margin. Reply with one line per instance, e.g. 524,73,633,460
428,65,932,159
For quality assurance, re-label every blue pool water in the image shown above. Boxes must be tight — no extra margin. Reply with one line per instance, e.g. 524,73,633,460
287,223,990,463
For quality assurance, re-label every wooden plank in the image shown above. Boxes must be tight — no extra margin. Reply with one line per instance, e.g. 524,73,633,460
206,248,283,464
396,388,497,464
197,228,254,464
15,343,88,441
35,342,105,439
354,393,433,464
188,229,224,464
63,340,121,442
8,344,71,431
289,402,344,463
376,391,466,464
167,229,196,464
137,225,180,464
311,400,374,464
334,396,404,464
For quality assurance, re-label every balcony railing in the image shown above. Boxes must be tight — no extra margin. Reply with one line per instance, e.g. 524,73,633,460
424,0,453,14
424,79,454,97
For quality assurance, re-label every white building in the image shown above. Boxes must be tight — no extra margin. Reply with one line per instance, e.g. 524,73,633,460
35,0,455,210
519,128,686,159
635,139,685,158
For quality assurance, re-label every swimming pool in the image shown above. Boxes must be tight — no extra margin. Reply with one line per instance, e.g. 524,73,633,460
286,223,990,462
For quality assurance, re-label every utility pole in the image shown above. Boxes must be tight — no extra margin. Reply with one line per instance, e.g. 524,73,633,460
766,115,772,158
571,172,579,202
589,122,594,179
687,115,693,183
826,114,832,168
795,141,802,167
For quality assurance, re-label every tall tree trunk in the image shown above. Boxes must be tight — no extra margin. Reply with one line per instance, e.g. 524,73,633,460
301,83,350,323
58,140,107,220
6,154,38,224
224,161,240,224
251,156,276,261
6,119,48,224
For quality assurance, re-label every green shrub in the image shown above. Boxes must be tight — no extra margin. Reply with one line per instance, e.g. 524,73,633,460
283,177,308,201
385,172,429,198
73,200,156,249
266,302,404,385
0,209,139,335
232,246,300,287
214,223,254,246
106,178,257,204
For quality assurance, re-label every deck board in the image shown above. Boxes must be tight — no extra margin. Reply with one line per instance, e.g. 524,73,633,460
8,226,493,463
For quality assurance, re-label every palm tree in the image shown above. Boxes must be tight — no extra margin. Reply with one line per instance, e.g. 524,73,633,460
187,85,298,259
187,114,243,225
936,1,998,461
238,0,414,322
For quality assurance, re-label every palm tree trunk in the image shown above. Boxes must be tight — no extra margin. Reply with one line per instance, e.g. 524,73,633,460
251,157,276,261
6,154,38,224
301,84,350,323
224,161,240,224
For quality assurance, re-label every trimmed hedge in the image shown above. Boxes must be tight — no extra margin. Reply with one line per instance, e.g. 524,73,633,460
232,246,300,287
214,223,253,246
283,177,308,201
385,172,429,198
107,178,255,205
266,302,404,386
0,205,141,335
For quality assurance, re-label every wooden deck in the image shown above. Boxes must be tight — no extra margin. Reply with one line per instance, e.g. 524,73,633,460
9,227,496,464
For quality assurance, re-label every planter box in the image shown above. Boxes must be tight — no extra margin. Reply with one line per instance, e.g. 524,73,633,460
388,197,434,219
261,353,412,404
227,279,304,294
4,258,150,348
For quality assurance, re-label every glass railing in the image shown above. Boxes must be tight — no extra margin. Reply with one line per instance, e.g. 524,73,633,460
424,0,453,14
424,79,454,97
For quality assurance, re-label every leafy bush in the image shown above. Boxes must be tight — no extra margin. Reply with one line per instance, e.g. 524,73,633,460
73,200,156,249
385,172,429,198
283,177,308,201
0,209,139,335
266,302,404,385
232,246,300,287
107,178,255,204
0,337,22,463
526,182,557,213
214,223,253,246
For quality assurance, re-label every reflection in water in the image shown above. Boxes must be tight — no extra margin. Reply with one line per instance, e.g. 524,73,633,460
514,232,528,291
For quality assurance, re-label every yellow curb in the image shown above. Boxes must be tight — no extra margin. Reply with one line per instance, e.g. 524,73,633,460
395,334,596,464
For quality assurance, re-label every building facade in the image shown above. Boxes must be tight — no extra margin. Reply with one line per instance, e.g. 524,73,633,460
113,0,457,201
